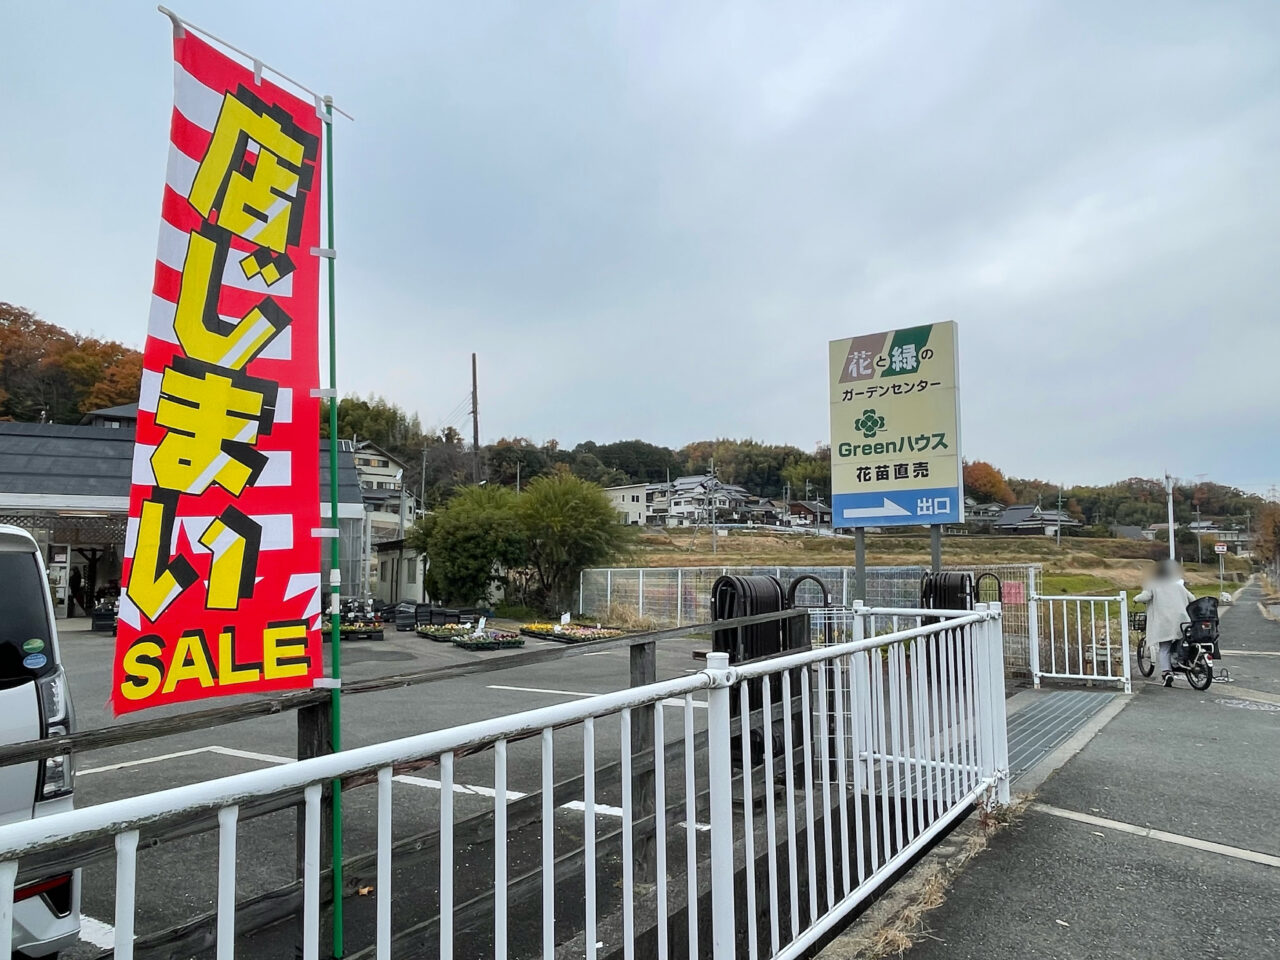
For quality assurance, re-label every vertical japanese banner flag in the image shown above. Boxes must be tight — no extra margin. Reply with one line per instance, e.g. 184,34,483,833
113,31,323,713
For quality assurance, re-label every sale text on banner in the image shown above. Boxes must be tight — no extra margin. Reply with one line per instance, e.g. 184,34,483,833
113,31,323,712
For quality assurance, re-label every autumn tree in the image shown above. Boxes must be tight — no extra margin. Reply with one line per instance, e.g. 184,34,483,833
1255,501,1280,578
0,302,142,422
963,461,1015,505
83,352,145,411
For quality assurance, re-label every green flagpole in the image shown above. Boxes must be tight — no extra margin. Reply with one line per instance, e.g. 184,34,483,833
322,94,345,958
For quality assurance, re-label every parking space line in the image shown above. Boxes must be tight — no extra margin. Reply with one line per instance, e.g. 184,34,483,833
209,746,294,764
80,915,115,948
487,683,708,709
393,773,527,802
561,800,624,817
79,747,213,776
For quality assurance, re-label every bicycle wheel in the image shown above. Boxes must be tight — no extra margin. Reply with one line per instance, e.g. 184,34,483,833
1136,639,1154,678
1187,656,1213,691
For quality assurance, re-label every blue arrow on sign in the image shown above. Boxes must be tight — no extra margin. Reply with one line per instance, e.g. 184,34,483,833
832,487,961,528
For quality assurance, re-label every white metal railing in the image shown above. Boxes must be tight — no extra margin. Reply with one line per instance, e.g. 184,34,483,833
1029,593,1131,693
0,605,1009,959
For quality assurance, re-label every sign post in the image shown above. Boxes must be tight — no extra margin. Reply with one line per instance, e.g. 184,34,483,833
1216,542,1227,598
829,322,963,581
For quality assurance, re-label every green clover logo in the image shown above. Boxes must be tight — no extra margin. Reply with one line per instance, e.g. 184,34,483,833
854,408,886,439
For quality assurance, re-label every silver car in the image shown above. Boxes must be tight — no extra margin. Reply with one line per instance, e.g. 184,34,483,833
0,525,80,957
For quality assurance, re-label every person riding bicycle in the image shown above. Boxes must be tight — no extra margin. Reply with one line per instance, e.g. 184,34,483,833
1134,559,1194,687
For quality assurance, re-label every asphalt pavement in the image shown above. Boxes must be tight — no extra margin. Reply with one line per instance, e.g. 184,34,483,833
904,581,1280,960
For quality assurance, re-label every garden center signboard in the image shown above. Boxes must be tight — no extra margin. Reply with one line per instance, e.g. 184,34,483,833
829,322,963,528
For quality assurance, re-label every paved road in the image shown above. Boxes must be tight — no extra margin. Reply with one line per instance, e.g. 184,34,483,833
904,582,1280,960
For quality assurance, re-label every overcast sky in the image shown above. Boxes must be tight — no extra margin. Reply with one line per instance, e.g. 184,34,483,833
2,2,1277,492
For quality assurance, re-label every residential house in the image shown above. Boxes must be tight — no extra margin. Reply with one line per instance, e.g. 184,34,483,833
648,475,750,527
374,537,427,606
79,402,140,430
741,497,783,525
994,504,1081,536
604,482,650,525
788,500,833,526
353,441,418,544
964,497,1005,530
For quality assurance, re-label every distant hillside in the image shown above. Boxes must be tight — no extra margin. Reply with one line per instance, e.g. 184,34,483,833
0,302,142,423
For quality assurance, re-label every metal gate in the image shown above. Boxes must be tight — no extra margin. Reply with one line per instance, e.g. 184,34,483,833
1029,593,1131,693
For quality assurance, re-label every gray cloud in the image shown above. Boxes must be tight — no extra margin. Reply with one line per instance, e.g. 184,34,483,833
2,1,1276,491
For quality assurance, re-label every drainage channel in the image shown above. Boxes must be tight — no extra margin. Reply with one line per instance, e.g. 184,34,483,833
1007,690,1116,782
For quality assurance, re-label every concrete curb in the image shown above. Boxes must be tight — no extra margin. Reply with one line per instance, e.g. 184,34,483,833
811,811,1007,959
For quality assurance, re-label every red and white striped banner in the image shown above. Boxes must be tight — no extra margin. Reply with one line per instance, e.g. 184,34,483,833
113,30,323,713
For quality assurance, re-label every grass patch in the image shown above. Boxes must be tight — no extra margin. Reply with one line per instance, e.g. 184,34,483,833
1040,573,1120,597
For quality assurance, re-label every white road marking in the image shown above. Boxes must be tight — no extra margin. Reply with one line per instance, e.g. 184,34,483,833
79,747,212,776
677,820,712,833
80,746,295,777
208,746,295,765
1032,803,1280,868
580,651,613,657
79,915,115,949
487,684,707,709
561,800,625,817
1220,649,1280,657
393,773,526,801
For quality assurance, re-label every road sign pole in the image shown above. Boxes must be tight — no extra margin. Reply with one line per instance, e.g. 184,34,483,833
854,527,867,602
930,524,942,573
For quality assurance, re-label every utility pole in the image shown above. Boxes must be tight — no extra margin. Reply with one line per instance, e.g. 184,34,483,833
470,352,481,484
1165,473,1176,562
1056,486,1064,547
1193,474,1208,566
709,459,717,555
419,445,427,510
516,460,521,493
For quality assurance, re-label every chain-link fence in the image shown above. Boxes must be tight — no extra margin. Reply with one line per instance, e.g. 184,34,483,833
577,562,1041,677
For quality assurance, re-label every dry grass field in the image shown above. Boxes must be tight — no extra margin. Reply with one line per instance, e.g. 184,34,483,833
623,527,1252,598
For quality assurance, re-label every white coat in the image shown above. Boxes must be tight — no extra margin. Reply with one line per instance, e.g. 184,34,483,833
1135,578,1194,648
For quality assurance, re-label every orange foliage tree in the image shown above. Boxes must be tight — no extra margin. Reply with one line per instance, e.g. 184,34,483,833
0,302,141,422
963,460,1016,505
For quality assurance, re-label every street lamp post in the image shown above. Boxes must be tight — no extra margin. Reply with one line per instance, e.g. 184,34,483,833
1165,473,1176,562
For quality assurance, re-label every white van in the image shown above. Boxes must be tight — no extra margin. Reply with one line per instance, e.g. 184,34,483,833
0,526,80,957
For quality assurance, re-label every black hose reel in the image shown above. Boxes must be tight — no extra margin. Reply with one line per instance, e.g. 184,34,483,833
712,574,828,768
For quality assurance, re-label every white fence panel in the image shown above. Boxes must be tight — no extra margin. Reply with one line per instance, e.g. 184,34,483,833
1029,593,1131,693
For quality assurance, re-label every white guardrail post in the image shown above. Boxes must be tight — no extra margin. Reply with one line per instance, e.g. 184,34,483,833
1027,593,1040,689
704,651,737,960
1119,592,1132,694
988,602,1011,803
973,603,994,803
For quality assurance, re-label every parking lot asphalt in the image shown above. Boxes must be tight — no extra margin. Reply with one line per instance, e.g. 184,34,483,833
50,619,712,958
